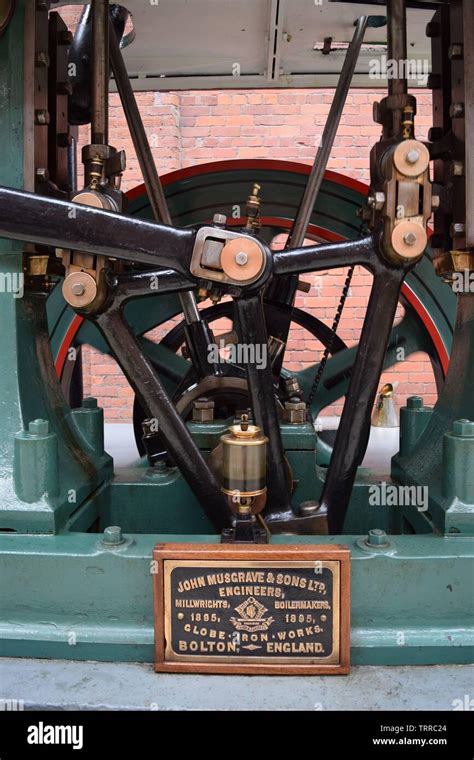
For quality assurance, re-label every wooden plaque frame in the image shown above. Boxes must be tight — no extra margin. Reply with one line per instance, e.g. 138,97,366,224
153,543,350,675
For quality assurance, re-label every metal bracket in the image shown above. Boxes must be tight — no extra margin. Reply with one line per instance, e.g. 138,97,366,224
190,226,268,286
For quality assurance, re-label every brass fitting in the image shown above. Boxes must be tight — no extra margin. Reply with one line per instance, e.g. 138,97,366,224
245,183,262,233
220,414,268,514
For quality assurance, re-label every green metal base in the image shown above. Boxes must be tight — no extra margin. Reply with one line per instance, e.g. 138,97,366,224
0,531,472,665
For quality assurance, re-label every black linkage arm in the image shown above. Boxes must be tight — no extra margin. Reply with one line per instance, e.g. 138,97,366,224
0,186,195,272
90,270,232,532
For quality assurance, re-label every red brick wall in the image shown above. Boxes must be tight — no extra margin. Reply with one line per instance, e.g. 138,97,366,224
59,9,437,422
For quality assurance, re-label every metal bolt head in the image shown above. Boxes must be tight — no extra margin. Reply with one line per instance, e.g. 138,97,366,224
193,397,215,422
450,222,465,238
283,398,307,424
82,397,98,409
193,397,214,410
431,195,440,210
28,419,49,436
35,51,50,68
449,102,464,119
407,396,423,410
299,500,320,516
406,149,420,165
448,43,463,60
71,282,86,296
452,419,474,438
373,191,385,210
102,526,124,545
452,161,464,177
35,167,49,183
235,251,248,266
35,109,50,126
285,399,306,411
403,232,417,246
212,213,227,227
285,376,301,394
367,528,388,547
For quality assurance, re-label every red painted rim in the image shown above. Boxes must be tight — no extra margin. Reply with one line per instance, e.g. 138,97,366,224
126,159,369,203
56,314,84,378
401,284,449,374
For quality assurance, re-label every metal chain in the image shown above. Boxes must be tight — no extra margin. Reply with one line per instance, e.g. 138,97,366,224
306,264,355,410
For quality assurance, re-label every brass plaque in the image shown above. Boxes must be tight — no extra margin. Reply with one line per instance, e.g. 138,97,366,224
153,544,350,675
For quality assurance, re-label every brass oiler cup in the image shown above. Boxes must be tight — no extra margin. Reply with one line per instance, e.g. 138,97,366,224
220,416,268,515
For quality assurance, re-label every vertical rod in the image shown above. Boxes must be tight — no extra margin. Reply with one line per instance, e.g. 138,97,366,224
387,0,407,98
109,20,201,324
109,22,170,224
235,296,291,514
91,0,109,145
286,15,369,249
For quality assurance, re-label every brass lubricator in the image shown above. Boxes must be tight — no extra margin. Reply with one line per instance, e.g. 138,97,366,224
220,414,268,515
244,182,262,234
